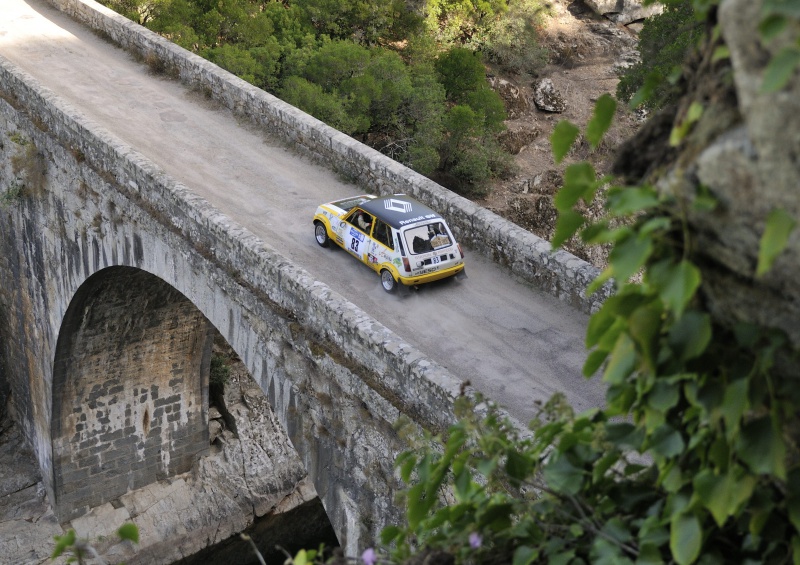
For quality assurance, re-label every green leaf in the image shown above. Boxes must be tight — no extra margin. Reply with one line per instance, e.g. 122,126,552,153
720,378,749,437
756,208,796,276
604,333,637,385
629,71,664,109
670,512,703,565
117,523,139,543
555,163,597,211
668,311,712,361
648,380,680,412
649,425,685,459
583,348,609,377
586,297,621,348
761,45,800,92
550,120,580,164
711,45,730,63
512,546,538,565
669,101,704,146
294,549,310,565
586,93,617,148
629,302,663,369
407,483,427,527
649,260,701,317
543,453,584,495
609,233,653,282
759,13,788,40
736,416,787,479
52,530,76,559
794,536,800,565
505,449,532,482
552,209,585,249
693,468,755,527
606,186,660,217
380,525,402,544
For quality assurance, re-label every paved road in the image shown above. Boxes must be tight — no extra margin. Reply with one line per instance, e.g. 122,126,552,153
0,0,605,424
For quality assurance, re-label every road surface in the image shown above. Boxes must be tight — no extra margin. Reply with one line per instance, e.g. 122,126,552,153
0,0,606,424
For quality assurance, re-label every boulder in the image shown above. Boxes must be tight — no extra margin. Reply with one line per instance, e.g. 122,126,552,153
533,79,567,113
584,0,663,25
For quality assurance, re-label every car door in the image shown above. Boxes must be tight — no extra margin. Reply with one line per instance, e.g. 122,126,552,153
342,209,372,265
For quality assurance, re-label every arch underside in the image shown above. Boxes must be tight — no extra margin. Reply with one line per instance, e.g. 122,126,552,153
51,267,212,521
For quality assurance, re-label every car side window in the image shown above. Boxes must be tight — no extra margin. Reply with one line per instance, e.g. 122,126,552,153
372,219,394,250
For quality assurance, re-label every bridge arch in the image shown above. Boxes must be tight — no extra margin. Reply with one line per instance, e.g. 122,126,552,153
52,266,214,520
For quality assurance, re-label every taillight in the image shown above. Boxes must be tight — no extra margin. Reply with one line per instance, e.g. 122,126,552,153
402,257,411,272
458,243,464,259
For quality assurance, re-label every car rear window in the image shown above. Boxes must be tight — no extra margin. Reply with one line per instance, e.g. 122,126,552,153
404,221,452,255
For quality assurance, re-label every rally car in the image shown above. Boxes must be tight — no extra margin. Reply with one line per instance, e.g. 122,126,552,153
313,194,466,292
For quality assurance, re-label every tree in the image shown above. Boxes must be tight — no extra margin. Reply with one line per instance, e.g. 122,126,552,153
435,47,487,102
296,0,423,45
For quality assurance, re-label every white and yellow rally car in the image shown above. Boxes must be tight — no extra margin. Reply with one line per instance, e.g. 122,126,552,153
313,194,466,292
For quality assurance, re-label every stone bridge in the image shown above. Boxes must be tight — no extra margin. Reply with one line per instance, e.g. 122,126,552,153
0,0,609,559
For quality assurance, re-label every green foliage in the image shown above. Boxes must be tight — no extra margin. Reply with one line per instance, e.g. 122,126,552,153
424,0,510,45
616,0,702,110
296,0,422,45
467,0,550,77
364,5,800,564
209,354,231,388
757,208,797,277
0,182,23,208
435,47,487,103
760,0,800,91
436,104,514,195
108,0,529,195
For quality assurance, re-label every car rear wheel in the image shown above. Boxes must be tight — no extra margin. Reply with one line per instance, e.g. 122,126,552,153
380,269,397,293
314,222,330,247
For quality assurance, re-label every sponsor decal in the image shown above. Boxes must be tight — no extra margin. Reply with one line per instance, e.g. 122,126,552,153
384,198,413,213
399,213,438,226
349,227,365,242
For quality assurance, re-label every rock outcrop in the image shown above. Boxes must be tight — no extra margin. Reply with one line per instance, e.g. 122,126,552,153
614,0,800,351
533,78,567,113
584,0,663,25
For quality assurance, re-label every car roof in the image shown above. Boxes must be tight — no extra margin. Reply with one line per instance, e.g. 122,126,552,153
360,195,443,230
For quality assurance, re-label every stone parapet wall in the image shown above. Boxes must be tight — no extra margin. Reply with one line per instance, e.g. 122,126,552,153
43,0,610,314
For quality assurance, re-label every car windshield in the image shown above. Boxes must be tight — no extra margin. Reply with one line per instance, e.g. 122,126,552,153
404,221,452,255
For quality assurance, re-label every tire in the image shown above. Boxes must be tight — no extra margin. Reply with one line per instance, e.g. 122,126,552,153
314,222,330,247
380,269,397,293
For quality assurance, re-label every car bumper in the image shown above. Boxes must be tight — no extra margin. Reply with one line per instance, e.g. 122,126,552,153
398,263,465,286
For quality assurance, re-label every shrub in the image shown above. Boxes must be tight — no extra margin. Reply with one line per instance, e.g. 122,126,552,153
279,76,363,135
435,47,487,103
616,0,702,110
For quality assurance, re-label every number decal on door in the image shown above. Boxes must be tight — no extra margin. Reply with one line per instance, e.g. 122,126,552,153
350,238,360,253
432,255,440,265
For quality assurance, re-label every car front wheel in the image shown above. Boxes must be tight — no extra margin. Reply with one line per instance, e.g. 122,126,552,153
380,269,397,293
314,222,330,247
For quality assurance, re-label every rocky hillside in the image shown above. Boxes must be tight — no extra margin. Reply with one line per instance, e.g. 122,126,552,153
484,0,650,268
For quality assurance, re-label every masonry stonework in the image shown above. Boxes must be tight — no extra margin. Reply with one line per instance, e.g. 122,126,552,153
52,268,212,520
